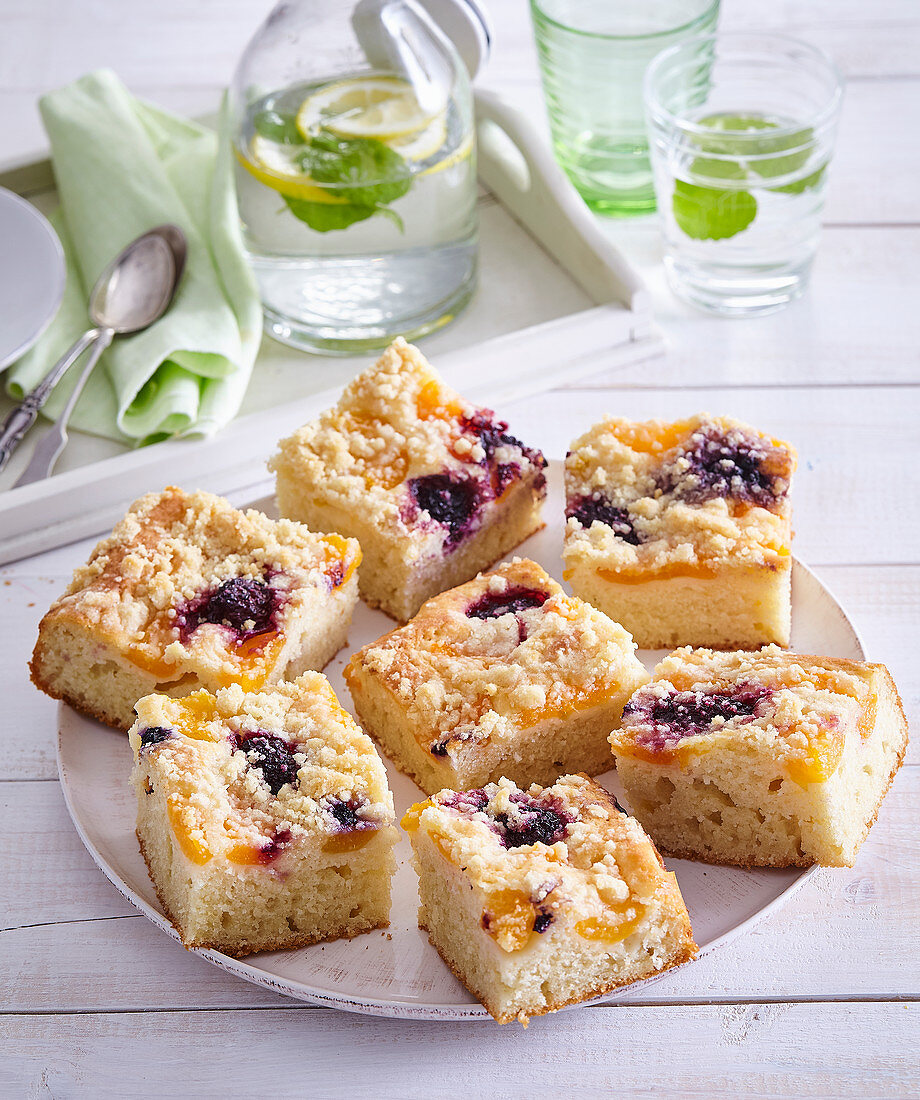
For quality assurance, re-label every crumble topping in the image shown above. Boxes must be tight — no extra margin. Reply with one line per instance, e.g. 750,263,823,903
402,775,670,953
41,487,359,687
129,675,394,866
345,558,647,760
564,415,795,574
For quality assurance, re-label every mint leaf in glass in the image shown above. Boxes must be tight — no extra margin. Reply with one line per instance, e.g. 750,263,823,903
253,110,304,146
673,158,757,241
694,114,825,195
297,130,412,207
283,196,379,233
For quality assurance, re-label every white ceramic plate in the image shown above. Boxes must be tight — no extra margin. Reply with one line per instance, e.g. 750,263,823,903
57,462,864,1020
0,187,65,370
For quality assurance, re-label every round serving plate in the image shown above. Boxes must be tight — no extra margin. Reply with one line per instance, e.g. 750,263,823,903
0,187,65,370
57,461,864,1020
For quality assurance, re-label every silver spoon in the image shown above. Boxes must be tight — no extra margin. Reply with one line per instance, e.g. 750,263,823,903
0,224,187,485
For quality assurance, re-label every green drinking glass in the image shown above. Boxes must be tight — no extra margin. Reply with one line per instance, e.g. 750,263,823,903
530,0,720,216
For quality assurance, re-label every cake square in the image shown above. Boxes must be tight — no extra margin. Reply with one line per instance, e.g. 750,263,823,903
609,646,908,867
402,774,696,1024
128,673,398,956
344,558,650,794
563,414,796,649
269,337,547,622
31,486,361,730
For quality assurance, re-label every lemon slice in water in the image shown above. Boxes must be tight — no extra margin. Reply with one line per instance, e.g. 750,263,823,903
296,76,438,142
242,135,347,204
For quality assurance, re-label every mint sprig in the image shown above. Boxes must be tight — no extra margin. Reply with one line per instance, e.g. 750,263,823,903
673,114,826,241
254,112,411,233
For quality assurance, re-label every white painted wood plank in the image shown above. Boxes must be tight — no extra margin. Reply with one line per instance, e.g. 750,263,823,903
1,766,915,1011
2,1003,918,1098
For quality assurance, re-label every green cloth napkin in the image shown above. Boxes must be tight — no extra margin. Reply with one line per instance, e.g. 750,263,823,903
5,70,262,444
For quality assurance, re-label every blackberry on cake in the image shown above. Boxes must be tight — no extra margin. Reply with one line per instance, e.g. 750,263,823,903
31,486,361,730
610,646,908,868
402,774,696,1024
269,337,547,622
344,558,650,794
129,673,398,956
563,415,796,649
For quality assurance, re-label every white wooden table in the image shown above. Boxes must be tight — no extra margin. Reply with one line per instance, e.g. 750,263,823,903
2,1,918,1095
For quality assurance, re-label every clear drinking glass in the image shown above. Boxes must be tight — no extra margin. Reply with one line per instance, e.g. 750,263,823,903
645,33,843,315
529,0,720,216
229,0,479,355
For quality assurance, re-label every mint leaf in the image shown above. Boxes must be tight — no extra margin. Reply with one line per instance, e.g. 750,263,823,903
693,115,825,195
673,178,757,241
283,196,379,232
254,110,303,146
297,130,411,207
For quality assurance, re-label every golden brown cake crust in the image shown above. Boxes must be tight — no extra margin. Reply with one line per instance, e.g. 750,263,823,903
270,338,547,620
30,486,360,727
404,774,696,1024
345,558,649,791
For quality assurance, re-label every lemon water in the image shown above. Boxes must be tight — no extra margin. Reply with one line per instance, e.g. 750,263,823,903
234,76,478,354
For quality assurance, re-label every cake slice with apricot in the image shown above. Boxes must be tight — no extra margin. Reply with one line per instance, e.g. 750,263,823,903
402,774,696,1024
128,674,398,956
344,558,649,794
30,486,360,730
563,415,796,649
609,646,908,867
270,337,547,622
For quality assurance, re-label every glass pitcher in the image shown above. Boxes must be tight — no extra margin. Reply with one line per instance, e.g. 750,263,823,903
228,0,482,355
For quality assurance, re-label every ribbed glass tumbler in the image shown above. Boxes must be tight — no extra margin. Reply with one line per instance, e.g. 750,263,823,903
530,0,720,216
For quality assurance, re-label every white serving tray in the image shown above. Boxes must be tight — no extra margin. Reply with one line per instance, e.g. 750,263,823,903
0,92,662,564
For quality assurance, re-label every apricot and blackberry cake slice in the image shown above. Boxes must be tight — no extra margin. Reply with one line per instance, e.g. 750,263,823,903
610,646,908,868
402,774,696,1024
269,337,547,622
563,415,796,649
30,486,361,730
128,673,398,956
344,558,649,795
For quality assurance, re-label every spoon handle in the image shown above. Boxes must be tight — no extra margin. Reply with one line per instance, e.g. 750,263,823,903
12,327,114,489
0,327,99,476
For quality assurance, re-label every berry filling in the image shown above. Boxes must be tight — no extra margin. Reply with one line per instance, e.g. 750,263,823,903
661,426,785,509
325,796,374,834
407,473,480,544
460,412,547,496
533,910,554,934
256,827,292,864
441,788,573,848
178,575,281,641
466,586,549,621
236,732,300,795
138,726,173,751
566,496,640,544
623,684,772,751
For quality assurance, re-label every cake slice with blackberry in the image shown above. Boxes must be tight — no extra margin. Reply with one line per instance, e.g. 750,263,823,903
129,673,398,956
31,486,361,730
270,337,547,622
344,558,649,794
563,415,796,649
610,646,908,867
402,774,696,1024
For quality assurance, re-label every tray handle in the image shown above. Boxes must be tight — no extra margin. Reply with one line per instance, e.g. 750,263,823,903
474,90,652,327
